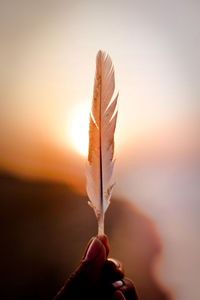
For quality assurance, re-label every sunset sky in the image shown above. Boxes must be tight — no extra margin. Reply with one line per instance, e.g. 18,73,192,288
0,1,199,299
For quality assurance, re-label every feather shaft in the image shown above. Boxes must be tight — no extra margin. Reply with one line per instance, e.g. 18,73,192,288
86,50,118,236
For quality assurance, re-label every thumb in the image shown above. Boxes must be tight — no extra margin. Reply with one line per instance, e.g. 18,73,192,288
54,237,108,300
77,237,107,284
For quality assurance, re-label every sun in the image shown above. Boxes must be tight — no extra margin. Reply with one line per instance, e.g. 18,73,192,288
71,102,90,157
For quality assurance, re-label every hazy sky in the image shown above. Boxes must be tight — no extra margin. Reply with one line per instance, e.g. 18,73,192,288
0,0,199,179
0,1,199,299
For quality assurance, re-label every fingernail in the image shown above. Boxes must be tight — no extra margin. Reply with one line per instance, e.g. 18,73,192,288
84,238,103,262
112,280,124,289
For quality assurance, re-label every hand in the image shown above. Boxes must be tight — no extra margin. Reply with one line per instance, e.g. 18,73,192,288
54,235,138,300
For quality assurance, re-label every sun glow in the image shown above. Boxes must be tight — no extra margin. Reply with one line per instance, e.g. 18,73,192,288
71,102,90,157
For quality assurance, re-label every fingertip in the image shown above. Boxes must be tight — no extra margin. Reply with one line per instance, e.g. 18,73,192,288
112,280,124,289
103,259,124,281
113,290,126,300
84,238,106,262
119,278,138,299
107,258,124,275
98,234,110,256
82,235,109,263
82,236,96,259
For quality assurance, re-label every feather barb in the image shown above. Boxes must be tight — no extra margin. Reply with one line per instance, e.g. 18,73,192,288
86,50,118,236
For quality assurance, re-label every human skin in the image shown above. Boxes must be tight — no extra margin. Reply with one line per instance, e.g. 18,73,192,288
54,235,138,300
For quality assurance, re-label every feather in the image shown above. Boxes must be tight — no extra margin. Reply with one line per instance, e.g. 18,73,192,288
86,50,118,236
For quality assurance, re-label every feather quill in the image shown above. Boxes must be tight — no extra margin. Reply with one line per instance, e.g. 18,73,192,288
86,50,118,236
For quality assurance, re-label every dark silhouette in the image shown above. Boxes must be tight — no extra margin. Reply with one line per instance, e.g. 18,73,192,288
54,235,138,299
0,171,170,300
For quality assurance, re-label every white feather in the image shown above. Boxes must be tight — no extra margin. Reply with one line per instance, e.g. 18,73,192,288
86,50,118,235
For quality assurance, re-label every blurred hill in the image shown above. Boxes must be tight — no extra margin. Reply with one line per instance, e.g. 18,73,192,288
0,171,170,300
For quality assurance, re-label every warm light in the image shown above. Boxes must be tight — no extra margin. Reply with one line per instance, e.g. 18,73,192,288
71,102,90,157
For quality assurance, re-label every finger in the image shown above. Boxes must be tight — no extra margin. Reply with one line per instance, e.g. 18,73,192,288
82,236,96,258
112,290,126,300
119,278,138,300
79,237,107,284
98,234,110,256
54,238,107,299
103,258,124,281
82,235,109,259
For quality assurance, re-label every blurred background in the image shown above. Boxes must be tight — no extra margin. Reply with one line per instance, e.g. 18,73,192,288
0,0,199,299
